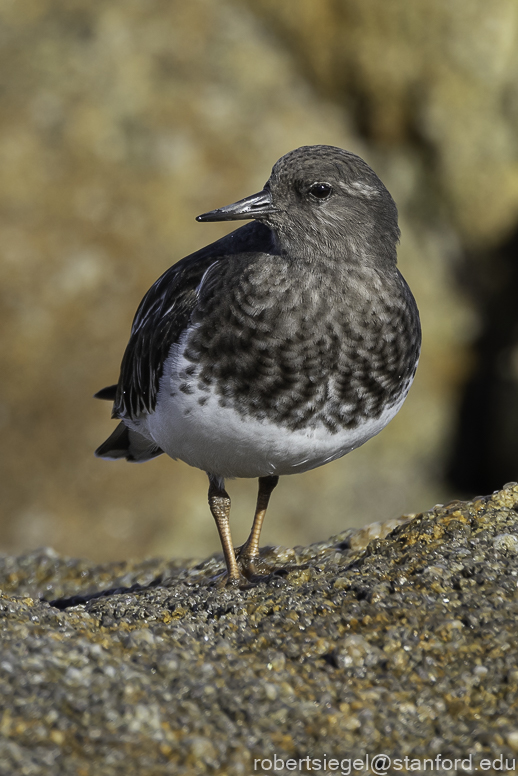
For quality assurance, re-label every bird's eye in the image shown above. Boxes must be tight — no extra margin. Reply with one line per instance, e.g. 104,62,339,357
309,183,333,200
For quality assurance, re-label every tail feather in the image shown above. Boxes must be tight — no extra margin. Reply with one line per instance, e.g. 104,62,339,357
95,422,163,463
94,384,118,401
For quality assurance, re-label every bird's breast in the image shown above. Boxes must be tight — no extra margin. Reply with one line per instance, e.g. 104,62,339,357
178,259,420,435
138,253,421,478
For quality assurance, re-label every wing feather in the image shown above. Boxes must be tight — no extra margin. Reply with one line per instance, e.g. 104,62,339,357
111,222,276,420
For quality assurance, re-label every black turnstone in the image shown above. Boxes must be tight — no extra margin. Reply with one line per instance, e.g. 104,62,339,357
95,145,421,584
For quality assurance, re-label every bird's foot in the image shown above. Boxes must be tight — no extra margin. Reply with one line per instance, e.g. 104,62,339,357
207,551,287,588
237,551,280,582
207,568,251,589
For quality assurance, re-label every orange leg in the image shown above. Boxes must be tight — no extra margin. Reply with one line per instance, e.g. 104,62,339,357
239,475,279,564
207,475,241,582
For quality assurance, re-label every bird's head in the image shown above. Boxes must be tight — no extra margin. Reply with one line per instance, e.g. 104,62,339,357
197,145,400,266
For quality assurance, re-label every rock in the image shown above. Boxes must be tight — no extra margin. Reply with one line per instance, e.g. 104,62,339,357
2,483,518,774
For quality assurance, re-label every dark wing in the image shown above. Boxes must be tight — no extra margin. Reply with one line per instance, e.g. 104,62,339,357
111,221,276,420
112,251,218,419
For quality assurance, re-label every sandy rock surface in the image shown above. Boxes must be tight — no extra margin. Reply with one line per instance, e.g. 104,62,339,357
2,484,518,774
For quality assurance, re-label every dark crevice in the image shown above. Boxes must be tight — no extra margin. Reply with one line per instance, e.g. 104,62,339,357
447,225,518,493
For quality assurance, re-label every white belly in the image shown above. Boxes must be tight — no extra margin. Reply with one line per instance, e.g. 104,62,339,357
134,340,410,479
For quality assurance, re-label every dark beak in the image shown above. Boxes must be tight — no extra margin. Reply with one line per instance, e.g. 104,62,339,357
196,188,276,222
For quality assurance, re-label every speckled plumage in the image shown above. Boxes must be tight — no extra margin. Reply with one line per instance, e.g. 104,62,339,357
183,249,418,434
95,145,421,583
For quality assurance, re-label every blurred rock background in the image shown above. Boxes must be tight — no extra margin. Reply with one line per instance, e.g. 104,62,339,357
1,0,517,563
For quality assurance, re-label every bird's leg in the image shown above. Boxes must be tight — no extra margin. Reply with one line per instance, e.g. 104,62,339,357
237,475,279,576
207,474,244,585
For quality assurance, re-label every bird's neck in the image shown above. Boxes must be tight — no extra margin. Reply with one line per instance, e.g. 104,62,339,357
270,224,398,269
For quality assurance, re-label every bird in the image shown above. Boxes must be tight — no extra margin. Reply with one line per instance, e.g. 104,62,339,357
95,145,421,585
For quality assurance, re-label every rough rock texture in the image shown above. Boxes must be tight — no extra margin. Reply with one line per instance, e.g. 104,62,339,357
2,484,518,774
